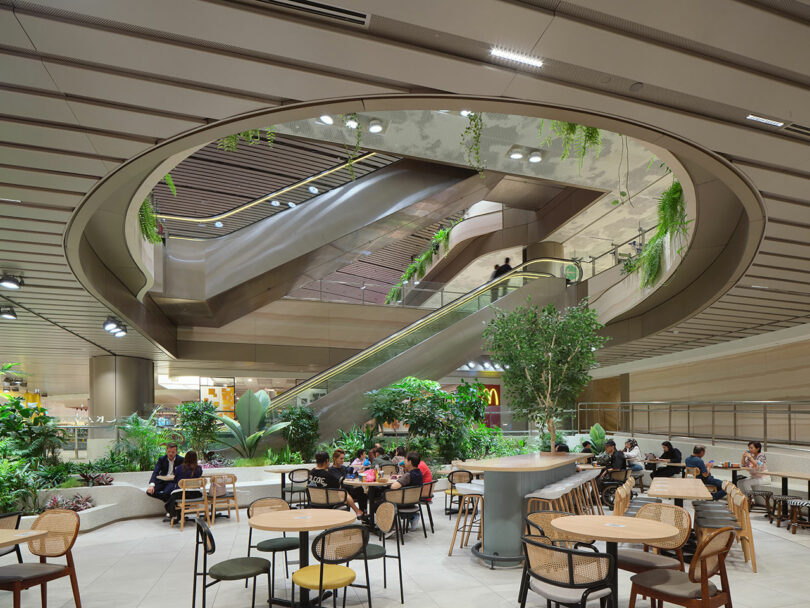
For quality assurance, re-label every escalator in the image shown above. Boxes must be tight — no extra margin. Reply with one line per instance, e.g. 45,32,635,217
268,259,582,437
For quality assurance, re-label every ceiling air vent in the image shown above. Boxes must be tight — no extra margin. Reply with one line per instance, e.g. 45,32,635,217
252,0,369,26
784,122,810,140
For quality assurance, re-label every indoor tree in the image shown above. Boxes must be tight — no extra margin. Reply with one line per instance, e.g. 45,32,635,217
277,404,320,461
176,400,220,459
483,298,607,450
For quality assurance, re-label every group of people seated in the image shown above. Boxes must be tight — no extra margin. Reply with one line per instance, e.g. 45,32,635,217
145,443,204,522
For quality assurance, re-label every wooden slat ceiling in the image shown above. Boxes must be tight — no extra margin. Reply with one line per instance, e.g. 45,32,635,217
156,135,399,239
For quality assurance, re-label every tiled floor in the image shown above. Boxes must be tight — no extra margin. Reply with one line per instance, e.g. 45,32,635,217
2,499,810,608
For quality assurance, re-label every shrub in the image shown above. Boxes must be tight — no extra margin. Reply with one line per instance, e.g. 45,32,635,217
0,460,39,514
277,405,320,461
114,410,170,471
176,400,219,458
35,462,77,489
45,494,95,512
233,457,267,468
267,446,304,465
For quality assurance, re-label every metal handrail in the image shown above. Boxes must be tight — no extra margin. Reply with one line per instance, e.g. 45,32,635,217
574,401,810,451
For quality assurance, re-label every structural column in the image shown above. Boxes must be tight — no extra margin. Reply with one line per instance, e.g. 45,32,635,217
524,241,565,276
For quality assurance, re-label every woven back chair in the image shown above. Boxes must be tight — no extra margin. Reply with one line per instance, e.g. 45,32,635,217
306,487,348,510
387,484,428,540
0,509,82,608
208,473,239,522
445,470,473,516
637,503,692,568
0,512,23,563
380,464,398,477
525,510,572,541
173,477,209,530
520,534,613,608
245,498,298,596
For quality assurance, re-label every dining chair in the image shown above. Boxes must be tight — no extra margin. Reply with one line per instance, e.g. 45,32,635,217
194,519,270,608
0,509,82,608
627,526,735,608
619,503,692,573
445,470,473,517
245,498,300,598
0,512,24,563
385,485,427,542
291,524,371,608
419,480,438,533
361,502,404,604
208,473,240,522
172,477,210,531
307,487,350,510
287,468,310,508
380,464,398,478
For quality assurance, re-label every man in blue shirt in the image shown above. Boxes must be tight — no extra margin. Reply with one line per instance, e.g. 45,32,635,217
685,445,726,500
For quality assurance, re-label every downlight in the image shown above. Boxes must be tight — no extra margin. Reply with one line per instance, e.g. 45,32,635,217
528,149,543,163
368,119,384,134
308,186,319,194
507,145,525,160
0,306,16,320
103,316,126,337
318,114,334,125
0,275,23,289
271,200,281,207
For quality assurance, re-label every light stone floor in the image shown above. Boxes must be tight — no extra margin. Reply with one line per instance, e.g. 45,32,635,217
2,498,810,608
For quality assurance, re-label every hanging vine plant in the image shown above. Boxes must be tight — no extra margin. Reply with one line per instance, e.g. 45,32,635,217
539,120,601,171
460,112,485,177
216,126,276,152
138,173,176,245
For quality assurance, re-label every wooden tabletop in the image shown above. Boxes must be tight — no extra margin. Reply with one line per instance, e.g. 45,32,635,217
460,452,586,472
265,464,313,474
641,460,686,467
551,515,679,544
343,477,394,487
648,478,713,501
0,529,47,549
437,467,484,476
249,508,357,532
763,471,810,481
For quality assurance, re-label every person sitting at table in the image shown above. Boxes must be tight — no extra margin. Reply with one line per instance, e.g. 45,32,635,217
650,441,682,478
310,451,364,516
371,447,394,468
738,440,770,498
685,444,726,500
581,440,593,454
330,448,368,512
164,450,201,523
624,438,644,472
389,452,424,527
350,448,370,470
146,443,183,510
392,446,406,465
413,451,434,502
597,440,626,490
555,442,570,452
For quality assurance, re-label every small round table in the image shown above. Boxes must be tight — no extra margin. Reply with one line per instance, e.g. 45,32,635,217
249,508,356,607
551,514,679,608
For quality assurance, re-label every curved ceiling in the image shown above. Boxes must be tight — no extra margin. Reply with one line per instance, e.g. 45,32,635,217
0,0,808,393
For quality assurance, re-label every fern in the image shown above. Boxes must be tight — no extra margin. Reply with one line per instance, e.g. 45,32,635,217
138,196,162,244
540,121,601,171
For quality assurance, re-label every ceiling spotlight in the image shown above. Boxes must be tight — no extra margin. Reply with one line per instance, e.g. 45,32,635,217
467,361,476,368
308,186,319,194
214,221,224,228
368,119,383,134
319,114,334,125
746,114,784,127
103,317,120,332
460,110,472,117
483,362,492,369
0,275,23,290
113,328,127,338
271,200,281,207
507,145,524,160
0,306,16,320
528,149,543,163
287,202,296,208
490,47,544,68
344,117,359,129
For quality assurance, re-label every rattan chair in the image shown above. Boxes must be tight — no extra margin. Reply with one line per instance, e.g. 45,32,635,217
619,503,692,573
194,519,270,608
419,480,438,534
386,485,427,542
245,498,300,598
291,524,371,608
363,502,404,604
628,526,735,608
0,512,24,563
521,534,614,608
380,464,398,478
287,468,310,507
519,512,579,605
172,477,210,531
686,467,718,496
0,509,82,608
307,487,350,510
208,473,240,522
445,470,473,517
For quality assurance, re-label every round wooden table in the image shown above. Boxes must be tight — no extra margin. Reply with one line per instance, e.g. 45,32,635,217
249,508,357,607
551,514,679,608
265,464,314,502
342,477,394,488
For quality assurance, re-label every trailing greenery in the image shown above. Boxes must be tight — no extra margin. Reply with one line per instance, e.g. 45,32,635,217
208,390,289,459
216,127,276,152
176,400,220,459
138,173,175,244
340,113,363,180
460,111,485,176
540,120,601,170
277,404,320,461
384,217,464,304
624,180,690,288
483,298,607,450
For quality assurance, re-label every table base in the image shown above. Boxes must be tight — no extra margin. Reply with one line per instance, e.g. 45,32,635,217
470,541,523,569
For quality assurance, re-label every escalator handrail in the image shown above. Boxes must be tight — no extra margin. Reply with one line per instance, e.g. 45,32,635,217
268,257,580,411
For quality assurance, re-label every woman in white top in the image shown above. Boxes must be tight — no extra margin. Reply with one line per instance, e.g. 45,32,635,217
738,440,770,495
624,439,644,472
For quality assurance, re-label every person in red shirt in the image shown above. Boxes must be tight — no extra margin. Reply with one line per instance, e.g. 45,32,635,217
415,452,433,502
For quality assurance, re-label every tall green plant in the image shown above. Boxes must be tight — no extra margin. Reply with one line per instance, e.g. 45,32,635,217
483,299,607,450
209,390,289,458
277,404,320,461
176,400,220,458
0,395,65,465
114,410,169,471
589,423,607,453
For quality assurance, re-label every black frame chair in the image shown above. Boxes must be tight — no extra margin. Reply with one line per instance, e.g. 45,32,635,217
0,512,23,563
194,519,270,608
363,502,404,604
385,485,427,542
420,480,438,534
307,487,350,510
287,468,310,508
245,498,300,598
445,470,473,517
291,524,372,608
521,534,615,608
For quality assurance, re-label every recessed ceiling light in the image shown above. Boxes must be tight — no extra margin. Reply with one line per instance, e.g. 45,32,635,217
345,117,359,129
413,280,420,286
467,361,476,368
308,186,319,194
507,145,524,160
483,362,492,369
319,114,334,125
287,202,296,208
271,200,281,207
113,328,127,337
746,114,784,127
360,285,367,290
750,285,769,289
460,110,472,117
490,47,544,68
214,221,224,228
0,306,16,320
0,275,23,290
528,149,543,163
368,119,383,134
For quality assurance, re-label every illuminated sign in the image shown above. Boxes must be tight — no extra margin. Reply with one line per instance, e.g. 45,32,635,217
483,384,500,406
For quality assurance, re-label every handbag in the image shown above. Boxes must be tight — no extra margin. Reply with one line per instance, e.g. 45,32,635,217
208,479,227,497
